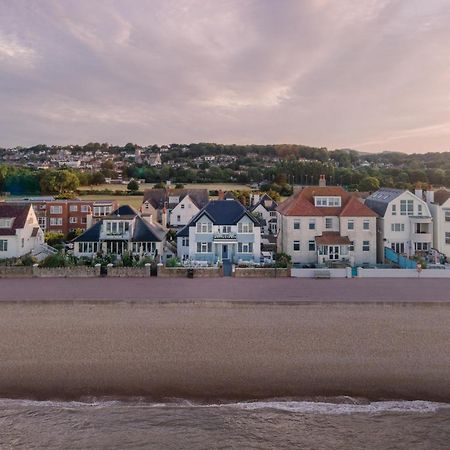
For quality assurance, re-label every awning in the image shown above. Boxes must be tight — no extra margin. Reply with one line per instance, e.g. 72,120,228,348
315,232,351,245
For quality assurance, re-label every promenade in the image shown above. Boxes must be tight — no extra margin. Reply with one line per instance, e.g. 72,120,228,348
1,277,450,303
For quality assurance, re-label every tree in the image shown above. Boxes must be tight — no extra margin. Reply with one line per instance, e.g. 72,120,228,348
358,176,380,192
40,170,79,195
127,179,139,192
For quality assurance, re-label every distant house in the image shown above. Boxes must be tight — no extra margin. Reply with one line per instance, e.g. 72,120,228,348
424,189,450,259
146,153,162,166
365,188,432,260
72,205,166,260
278,176,378,266
249,193,279,235
0,204,44,259
176,199,261,264
141,188,209,227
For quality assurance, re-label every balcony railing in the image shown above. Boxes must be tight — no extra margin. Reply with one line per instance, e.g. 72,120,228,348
213,232,237,241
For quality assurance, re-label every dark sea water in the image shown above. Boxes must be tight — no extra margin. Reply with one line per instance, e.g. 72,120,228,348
0,397,449,450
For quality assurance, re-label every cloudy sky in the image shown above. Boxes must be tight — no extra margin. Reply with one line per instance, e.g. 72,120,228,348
1,0,450,152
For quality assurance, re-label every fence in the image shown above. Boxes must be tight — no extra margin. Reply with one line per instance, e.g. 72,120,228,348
384,247,418,269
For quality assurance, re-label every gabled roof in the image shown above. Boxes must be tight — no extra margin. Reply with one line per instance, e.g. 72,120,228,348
433,189,450,206
176,200,260,236
250,193,278,212
0,203,32,236
365,188,406,216
316,232,352,245
142,188,209,210
277,186,376,218
73,205,166,243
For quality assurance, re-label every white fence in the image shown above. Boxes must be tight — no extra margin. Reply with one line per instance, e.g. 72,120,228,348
291,268,350,278
356,268,450,278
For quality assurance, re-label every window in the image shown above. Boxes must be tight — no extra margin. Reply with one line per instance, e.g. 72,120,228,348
0,240,8,251
391,223,405,232
445,210,450,222
177,215,181,222
50,217,63,226
21,238,24,248
415,242,429,251
69,217,77,224
181,204,185,209
309,219,316,230
362,240,370,252
392,204,397,216
349,241,354,251
293,240,300,251
293,220,300,230
270,211,277,217
238,222,254,233
50,205,62,214
0,218,13,228
445,232,450,245
81,205,89,213
418,204,422,216
69,205,78,212
38,217,46,229
81,217,87,224
222,226,231,233
325,218,333,229
400,199,413,216
196,242,212,253
196,222,212,233
363,220,370,230
314,196,341,207
347,220,354,230
79,242,99,253
182,237,189,246
238,242,253,253
308,240,315,251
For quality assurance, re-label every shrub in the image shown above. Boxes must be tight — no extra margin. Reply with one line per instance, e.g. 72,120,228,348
19,254,37,266
274,252,292,268
166,257,181,267
39,253,74,268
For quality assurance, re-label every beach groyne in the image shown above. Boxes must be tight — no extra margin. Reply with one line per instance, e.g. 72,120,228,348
0,301,449,401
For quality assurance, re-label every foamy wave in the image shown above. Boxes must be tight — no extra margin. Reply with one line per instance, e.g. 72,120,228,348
229,400,450,414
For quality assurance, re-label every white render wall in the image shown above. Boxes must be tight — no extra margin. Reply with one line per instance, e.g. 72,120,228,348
0,207,44,259
428,199,450,257
170,196,200,227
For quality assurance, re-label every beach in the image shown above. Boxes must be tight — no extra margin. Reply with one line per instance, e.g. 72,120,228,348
0,296,449,401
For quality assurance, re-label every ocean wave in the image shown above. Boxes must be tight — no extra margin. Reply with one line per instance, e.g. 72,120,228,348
0,397,449,414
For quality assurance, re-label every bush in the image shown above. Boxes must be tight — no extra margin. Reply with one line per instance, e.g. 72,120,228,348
274,252,292,268
39,253,74,268
45,232,65,247
166,257,181,267
19,254,37,266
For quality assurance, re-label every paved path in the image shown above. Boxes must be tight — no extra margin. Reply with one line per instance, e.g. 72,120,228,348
1,277,450,302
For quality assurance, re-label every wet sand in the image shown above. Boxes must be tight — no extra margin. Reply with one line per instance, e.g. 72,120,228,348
0,301,449,401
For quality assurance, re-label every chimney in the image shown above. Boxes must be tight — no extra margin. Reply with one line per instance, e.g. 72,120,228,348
218,190,225,200
414,188,423,200
143,213,153,224
425,190,435,204
319,174,326,187
252,193,260,206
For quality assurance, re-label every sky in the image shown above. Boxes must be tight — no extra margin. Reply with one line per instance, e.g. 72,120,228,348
1,0,450,153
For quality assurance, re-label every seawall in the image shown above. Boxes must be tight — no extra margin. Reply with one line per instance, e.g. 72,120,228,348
0,301,449,401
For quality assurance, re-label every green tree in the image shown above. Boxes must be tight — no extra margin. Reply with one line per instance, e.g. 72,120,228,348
127,179,139,192
40,170,79,195
358,176,380,192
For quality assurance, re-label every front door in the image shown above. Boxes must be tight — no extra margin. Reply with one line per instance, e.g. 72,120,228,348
222,244,228,259
329,245,340,260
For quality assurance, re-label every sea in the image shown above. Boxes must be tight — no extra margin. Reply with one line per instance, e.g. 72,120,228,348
0,397,449,449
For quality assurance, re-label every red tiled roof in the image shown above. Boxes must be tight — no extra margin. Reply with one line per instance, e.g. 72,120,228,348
0,204,31,236
277,186,377,217
315,232,352,245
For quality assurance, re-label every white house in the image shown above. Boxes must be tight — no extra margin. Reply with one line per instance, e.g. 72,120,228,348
176,200,261,264
72,205,167,260
249,193,279,235
0,204,44,259
141,188,209,227
277,179,378,266
365,188,432,261
424,189,450,260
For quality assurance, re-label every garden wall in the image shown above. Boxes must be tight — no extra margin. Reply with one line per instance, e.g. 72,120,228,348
0,266,34,278
291,268,349,278
233,268,290,278
33,266,101,278
107,265,151,277
157,266,222,278
357,268,450,278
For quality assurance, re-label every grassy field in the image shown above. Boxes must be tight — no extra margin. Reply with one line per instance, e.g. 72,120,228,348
77,194,143,209
77,183,252,192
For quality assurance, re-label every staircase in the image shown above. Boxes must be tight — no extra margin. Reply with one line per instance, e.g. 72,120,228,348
32,243,58,261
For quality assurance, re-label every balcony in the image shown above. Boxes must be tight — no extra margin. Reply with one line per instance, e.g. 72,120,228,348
411,232,432,243
213,232,237,242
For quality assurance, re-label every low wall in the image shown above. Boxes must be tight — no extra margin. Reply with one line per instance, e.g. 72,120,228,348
0,266,34,278
357,268,450,278
291,268,349,278
33,266,101,278
234,268,290,278
107,266,151,277
157,266,222,278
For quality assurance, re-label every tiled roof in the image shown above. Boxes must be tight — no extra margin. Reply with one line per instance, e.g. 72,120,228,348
143,188,209,210
433,189,450,206
0,204,31,236
277,186,375,217
315,232,352,245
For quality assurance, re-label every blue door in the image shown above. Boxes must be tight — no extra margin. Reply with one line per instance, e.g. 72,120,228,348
223,259,232,277
222,244,228,259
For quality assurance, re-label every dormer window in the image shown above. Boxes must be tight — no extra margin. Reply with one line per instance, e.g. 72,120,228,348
196,222,212,233
106,220,130,235
169,196,180,204
314,196,341,207
0,218,13,228
238,222,253,233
